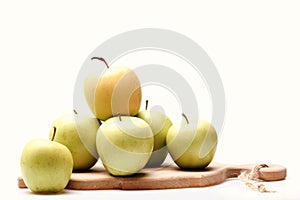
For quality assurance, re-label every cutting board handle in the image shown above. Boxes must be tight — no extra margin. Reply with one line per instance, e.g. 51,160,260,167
224,163,286,181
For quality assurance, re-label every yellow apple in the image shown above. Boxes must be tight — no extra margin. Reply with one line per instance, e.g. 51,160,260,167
49,111,100,170
20,139,73,193
136,100,172,167
85,57,142,121
96,115,154,176
166,114,218,169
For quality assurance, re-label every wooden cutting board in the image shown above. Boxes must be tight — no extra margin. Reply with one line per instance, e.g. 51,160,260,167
18,163,286,190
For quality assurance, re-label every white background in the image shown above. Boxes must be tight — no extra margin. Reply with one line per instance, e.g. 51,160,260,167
1,0,300,199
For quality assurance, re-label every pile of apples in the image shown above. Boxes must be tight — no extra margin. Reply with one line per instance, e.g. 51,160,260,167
20,57,218,193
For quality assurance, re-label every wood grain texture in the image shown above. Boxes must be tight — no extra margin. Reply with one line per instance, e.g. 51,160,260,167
18,163,286,190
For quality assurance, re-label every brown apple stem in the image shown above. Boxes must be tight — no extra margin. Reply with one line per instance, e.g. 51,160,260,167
118,113,122,121
182,113,189,124
97,118,102,125
145,100,149,110
91,57,109,68
51,126,57,141
73,109,78,115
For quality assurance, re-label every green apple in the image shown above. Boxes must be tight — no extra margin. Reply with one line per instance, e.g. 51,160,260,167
49,111,100,170
166,114,218,169
20,138,73,193
96,115,154,176
136,100,172,167
85,57,142,121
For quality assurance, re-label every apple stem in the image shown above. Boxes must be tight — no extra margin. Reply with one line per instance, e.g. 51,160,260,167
91,57,109,68
182,113,189,124
118,113,122,121
145,100,149,110
97,118,102,125
73,109,78,115
51,126,57,141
